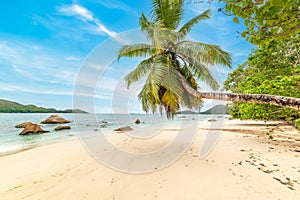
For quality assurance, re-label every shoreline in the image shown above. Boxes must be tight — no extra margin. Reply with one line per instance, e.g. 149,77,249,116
1,118,299,157
1,119,300,199
0,136,80,158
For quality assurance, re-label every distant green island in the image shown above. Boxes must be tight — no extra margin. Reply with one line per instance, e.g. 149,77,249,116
0,99,88,113
176,105,230,115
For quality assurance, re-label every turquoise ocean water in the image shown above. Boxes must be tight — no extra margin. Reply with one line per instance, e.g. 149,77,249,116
0,113,223,156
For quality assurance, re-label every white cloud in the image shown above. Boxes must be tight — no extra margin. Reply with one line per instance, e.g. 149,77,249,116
96,0,132,11
58,4,94,21
65,56,81,61
57,4,117,38
0,82,73,96
97,23,117,38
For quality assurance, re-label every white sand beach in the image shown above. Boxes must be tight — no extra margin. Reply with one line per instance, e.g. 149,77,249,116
0,119,300,200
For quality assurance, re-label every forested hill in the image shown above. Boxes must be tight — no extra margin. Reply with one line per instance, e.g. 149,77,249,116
0,99,88,113
199,105,230,114
176,105,230,115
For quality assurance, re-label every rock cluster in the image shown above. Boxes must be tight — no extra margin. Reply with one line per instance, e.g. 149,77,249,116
16,114,71,135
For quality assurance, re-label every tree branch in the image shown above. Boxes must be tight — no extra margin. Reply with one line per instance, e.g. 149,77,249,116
181,81,300,111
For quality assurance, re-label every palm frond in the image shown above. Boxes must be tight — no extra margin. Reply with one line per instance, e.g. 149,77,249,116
125,56,156,88
180,89,202,110
151,0,183,29
187,61,220,90
161,89,180,119
118,44,157,60
136,58,185,115
178,9,211,40
177,41,232,67
177,52,220,90
138,82,160,113
160,61,183,98
139,13,153,31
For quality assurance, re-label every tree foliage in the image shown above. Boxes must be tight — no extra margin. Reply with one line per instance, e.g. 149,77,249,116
223,36,300,120
218,0,300,45
118,0,232,119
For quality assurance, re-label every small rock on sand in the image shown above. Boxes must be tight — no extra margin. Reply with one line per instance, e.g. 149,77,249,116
293,149,300,153
55,126,71,131
114,126,133,132
208,119,217,122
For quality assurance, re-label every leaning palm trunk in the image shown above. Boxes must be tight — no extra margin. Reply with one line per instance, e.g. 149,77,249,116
182,81,300,111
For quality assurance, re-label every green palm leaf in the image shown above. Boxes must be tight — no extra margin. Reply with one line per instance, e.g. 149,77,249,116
125,56,156,88
177,41,232,67
118,44,157,60
186,61,220,90
178,9,211,40
151,0,183,29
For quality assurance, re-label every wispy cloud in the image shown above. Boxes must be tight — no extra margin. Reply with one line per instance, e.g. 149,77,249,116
58,4,94,21
0,40,80,86
65,56,81,61
96,0,132,11
0,81,111,101
0,82,73,96
57,4,117,38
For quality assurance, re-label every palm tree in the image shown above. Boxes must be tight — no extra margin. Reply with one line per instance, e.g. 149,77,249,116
118,0,231,118
118,0,300,118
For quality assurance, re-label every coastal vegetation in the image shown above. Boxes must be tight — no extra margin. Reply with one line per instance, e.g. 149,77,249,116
218,0,300,45
218,0,300,127
223,36,300,122
0,99,88,113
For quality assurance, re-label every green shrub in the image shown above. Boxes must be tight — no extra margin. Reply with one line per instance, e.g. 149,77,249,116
295,119,300,131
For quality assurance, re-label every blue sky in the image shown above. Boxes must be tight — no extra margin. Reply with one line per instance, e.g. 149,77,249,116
0,0,253,113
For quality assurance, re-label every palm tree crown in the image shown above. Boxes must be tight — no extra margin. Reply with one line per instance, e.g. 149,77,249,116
118,0,232,119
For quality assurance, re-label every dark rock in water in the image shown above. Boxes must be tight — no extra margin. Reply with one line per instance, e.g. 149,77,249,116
114,126,133,132
101,121,108,124
100,124,107,128
15,122,32,128
19,123,49,135
208,119,217,122
135,119,141,124
55,126,71,131
41,114,70,124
